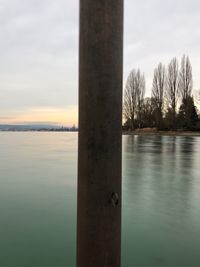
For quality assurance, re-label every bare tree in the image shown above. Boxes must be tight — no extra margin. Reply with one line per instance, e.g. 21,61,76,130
152,63,165,128
179,55,193,101
123,69,145,129
166,57,179,129
177,55,193,127
123,70,137,129
135,70,145,128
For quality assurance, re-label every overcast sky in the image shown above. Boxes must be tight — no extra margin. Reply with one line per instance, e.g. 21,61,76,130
0,0,200,125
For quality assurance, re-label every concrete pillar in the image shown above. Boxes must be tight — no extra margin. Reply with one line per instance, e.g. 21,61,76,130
77,1,124,266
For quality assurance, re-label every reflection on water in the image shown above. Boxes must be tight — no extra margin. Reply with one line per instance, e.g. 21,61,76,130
0,133,200,267
122,135,200,267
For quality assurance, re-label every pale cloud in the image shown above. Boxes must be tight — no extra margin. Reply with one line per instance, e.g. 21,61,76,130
0,0,200,124
124,0,200,93
0,0,78,119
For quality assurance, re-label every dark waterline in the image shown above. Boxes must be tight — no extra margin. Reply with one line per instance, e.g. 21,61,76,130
0,132,200,267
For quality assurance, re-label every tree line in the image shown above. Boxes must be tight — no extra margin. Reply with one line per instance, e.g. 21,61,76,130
123,55,199,131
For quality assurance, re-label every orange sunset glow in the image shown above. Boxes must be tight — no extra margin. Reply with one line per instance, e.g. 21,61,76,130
0,106,78,126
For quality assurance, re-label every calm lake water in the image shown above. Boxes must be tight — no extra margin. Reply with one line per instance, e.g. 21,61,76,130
0,132,200,267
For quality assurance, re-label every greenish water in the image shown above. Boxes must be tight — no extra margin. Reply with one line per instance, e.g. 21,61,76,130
0,132,200,266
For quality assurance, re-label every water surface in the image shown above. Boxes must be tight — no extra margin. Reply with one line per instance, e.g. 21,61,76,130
0,132,200,266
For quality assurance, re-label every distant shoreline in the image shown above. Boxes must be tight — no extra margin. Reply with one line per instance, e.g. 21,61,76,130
0,124,78,132
122,130,200,137
1,129,200,137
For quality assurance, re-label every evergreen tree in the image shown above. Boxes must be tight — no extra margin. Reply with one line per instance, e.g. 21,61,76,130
178,96,198,129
